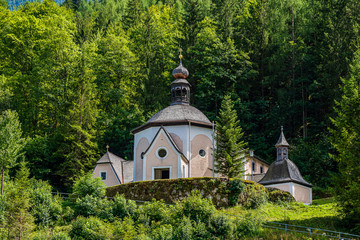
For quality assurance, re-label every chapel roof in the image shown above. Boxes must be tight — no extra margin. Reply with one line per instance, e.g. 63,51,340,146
275,126,289,147
258,158,312,187
96,151,133,184
258,128,312,187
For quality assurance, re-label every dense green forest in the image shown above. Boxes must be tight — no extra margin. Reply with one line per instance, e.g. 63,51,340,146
1,0,359,192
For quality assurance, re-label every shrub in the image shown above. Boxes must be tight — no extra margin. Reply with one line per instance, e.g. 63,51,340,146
208,213,233,239
70,216,111,240
111,194,137,220
228,178,245,206
72,173,106,198
241,184,268,209
173,217,193,240
178,190,216,223
30,180,63,226
113,217,137,240
136,200,170,224
74,195,113,221
151,224,173,240
267,188,294,203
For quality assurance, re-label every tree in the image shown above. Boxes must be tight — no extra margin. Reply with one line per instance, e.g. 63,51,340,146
0,110,26,195
215,94,248,178
330,51,360,227
5,160,35,239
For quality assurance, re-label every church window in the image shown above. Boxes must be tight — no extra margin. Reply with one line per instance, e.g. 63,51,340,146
157,147,168,159
252,162,256,172
100,171,106,180
199,149,206,157
260,166,264,174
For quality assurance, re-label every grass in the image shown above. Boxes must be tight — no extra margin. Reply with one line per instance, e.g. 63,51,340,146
222,197,346,232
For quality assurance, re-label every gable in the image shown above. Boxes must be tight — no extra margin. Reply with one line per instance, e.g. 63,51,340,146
93,163,121,187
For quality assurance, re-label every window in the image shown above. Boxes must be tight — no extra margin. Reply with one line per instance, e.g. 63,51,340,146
182,166,185,178
154,168,170,179
260,166,264,174
100,171,106,180
252,162,256,172
157,147,168,159
199,149,206,157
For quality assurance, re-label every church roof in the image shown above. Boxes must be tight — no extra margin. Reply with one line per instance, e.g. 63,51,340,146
131,104,212,134
148,104,211,124
258,158,312,187
96,152,133,184
275,126,289,147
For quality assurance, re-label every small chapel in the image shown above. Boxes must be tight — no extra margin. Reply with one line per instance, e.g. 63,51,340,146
93,53,312,204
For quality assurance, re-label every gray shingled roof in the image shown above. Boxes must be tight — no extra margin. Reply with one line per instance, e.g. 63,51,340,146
171,78,191,86
275,128,289,147
147,104,211,124
96,152,133,184
258,158,312,187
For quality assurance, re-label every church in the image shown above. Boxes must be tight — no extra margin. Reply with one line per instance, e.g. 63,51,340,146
93,54,312,204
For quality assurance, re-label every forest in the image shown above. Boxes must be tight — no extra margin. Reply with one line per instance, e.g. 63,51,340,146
1,0,360,223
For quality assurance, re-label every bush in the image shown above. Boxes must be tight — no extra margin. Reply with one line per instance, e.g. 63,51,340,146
209,213,233,239
30,180,63,226
267,188,294,203
111,194,137,219
112,217,137,240
151,224,173,240
241,184,268,209
136,200,170,224
74,195,113,221
70,216,111,240
173,217,193,239
72,173,106,198
228,178,245,206
178,190,216,223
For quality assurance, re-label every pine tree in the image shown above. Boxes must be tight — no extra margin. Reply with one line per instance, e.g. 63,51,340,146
330,51,360,226
5,161,35,239
215,94,248,178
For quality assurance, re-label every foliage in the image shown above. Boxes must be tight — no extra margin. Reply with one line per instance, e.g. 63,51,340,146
215,94,248,178
330,50,360,229
72,172,106,198
111,194,137,220
228,178,245,206
240,183,268,209
0,110,26,195
70,216,112,240
4,161,35,239
30,179,63,227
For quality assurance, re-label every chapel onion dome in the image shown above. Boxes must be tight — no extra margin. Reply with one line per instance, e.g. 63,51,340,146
171,54,191,105
131,52,212,134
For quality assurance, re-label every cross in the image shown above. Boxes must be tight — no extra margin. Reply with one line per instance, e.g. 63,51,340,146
179,48,183,60
106,145,109,152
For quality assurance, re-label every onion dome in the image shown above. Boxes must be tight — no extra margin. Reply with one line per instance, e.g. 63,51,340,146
171,51,191,105
172,52,189,79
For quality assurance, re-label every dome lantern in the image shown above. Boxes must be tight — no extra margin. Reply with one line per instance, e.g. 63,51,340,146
171,49,191,105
